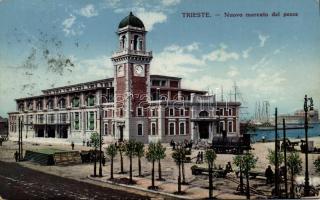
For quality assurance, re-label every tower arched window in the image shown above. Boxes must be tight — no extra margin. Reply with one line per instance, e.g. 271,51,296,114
133,35,139,50
121,35,126,49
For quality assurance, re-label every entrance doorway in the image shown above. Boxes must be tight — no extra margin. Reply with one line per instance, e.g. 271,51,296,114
119,126,124,141
198,122,209,139
37,128,44,137
47,126,55,138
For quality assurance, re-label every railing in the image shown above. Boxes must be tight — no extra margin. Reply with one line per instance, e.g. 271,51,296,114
112,49,152,57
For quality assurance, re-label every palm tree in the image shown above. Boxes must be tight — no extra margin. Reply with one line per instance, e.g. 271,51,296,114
287,152,302,198
233,154,245,194
205,149,217,200
106,144,117,180
125,139,136,183
117,141,126,174
156,141,166,181
172,145,186,194
267,149,284,166
314,156,320,173
90,132,101,177
135,141,145,177
146,142,158,190
242,152,258,199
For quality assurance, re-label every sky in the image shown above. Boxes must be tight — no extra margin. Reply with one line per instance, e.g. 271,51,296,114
0,0,319,119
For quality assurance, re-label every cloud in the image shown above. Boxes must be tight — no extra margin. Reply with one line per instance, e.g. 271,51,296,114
136,9,167,31
242,47,253,59
151,43,204,77
227,66,239,78
62,15,84,36
78,4,98,18
203,45,239,62
162,0,181,6
258,33,269,47
104,0,121,8
164,42,200,53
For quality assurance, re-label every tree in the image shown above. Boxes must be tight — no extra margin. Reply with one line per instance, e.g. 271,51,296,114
117,142,126,174
242,153,258,199
172,146,186,194
106,144,117,180
125,140,136,183
135,141,145,177
234,155,245,194
155,141,166,181
90,132,102,177
234,152,257,199
267,149,284,166
146,142,158,190
287,152,302,198
205,149,217,199
314,156,320,174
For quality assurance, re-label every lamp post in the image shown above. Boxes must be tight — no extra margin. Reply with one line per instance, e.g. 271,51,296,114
99,104,103,177
274,107,279,197
304,94,313,196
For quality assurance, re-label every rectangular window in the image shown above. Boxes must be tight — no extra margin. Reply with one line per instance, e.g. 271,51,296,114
179,122,185,135
219,108,224,115
151,108,156,117
228,108,232,116
169,108,174,116
151,123,156,135
228,121,233,132
89,111,94,130
60,113,67,123
180,109,184,116
169,122,175,135
104,110,108,118
137,124,143,136
74,112,80,130
137,107,143,117
104,124,108,135
215,109,220,115
72,98,80,108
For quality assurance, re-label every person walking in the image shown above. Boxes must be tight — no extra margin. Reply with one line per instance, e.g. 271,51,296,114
14,151,19,162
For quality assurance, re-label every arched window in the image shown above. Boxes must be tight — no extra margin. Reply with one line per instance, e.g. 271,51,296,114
18,103,24,111
199,111,209,117
47,99,54,110
151,123,156,135
86,95,95,106
72,97,80,108
58,98,66,109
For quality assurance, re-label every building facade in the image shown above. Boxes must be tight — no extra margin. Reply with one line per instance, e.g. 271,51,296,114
8,12,241,144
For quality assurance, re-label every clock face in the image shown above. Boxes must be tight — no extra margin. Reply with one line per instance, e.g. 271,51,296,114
134,65,144,76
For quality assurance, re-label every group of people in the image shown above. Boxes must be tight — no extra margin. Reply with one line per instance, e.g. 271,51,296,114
170,139,193,150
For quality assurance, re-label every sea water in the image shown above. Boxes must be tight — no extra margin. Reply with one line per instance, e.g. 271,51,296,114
252,123,320,142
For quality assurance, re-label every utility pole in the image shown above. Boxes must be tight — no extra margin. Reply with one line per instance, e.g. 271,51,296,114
18,117,21,161
283,118,288,198
274,107,279,197
99,106,103,177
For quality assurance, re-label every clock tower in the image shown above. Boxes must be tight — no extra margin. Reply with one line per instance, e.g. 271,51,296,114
111,12,153,141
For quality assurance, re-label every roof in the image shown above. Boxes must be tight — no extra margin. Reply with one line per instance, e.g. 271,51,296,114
0,116,8,123
150,74,182,80
118,12,145,29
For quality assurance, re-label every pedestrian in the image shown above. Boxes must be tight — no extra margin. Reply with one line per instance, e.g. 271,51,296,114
102,156,106,166
200,151,203,163
14,151,18,162
265,165,274,184
71,141,75,150
196,151,201,164
225,161,233,173
82,140,85,146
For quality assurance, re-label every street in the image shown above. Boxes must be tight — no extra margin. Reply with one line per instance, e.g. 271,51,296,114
0,161,149,200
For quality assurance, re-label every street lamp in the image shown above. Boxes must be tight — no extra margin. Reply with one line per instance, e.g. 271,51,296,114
303,94,314,196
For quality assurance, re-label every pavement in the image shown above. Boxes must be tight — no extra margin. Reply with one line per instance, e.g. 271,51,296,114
0,161,149,200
